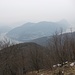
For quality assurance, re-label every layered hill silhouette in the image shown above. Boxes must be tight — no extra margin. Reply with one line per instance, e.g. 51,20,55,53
6,20,69,42
31,31,75,46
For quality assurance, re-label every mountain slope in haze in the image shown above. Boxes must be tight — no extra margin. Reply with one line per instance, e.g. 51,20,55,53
31,31,75,46
31,36,50,46
0,25,12,34
6,20,69,42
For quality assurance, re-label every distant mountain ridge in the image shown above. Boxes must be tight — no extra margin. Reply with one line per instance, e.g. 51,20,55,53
6,20,69,42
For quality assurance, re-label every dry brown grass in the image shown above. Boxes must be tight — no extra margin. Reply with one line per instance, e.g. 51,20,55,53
25,65,75,75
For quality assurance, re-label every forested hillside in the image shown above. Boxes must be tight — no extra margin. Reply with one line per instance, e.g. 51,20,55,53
1,30,75,75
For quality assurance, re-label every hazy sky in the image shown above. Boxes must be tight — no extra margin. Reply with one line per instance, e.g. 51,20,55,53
0,0,75,27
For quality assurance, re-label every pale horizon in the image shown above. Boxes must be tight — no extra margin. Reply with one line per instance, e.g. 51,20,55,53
0,0,75,27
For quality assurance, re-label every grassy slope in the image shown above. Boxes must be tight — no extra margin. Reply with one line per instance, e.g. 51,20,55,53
26,63,75,75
